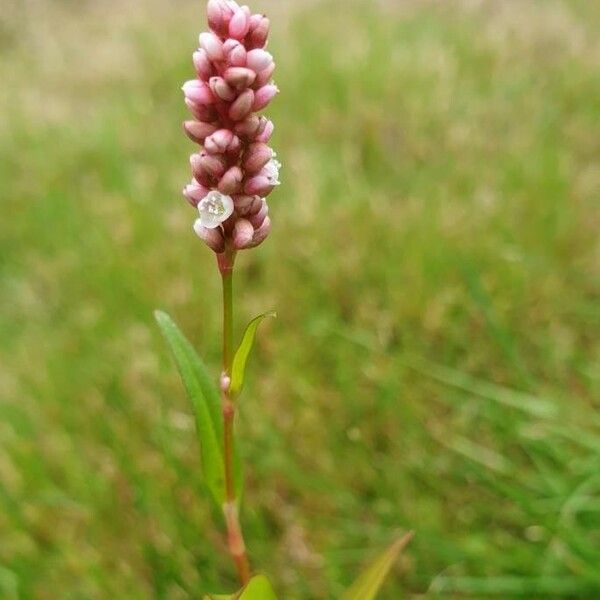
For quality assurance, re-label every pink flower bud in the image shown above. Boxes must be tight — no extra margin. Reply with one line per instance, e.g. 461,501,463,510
190,152,227,181
204,129,234,154
252,84,278,111
226,135,242,157
244,174,274,196
255,119,274,142
256,116,269,134
229,9,250,39
192,50,214,81
242,142,273,173
199,32,224,62
248,13,263,29
183,120,218,144
183,180,210,206
191,169,212,188
232,218,255,249
249,199,268,228
194,221,226,253
248,15,270,49
221,0,237,18
207,0,237,36
220,373,231,393
223,38,239,53
218,166,243,194
248,216,271,248
190,153,209,184
185,99,218,122
233,194,257,215
207,0,227,35
224,39,247,66
234,115,261,137
182,80,215,105
246,49,273,73
249,195,264,213
222,212,235,234
224,67,256,90
255,62,276,88
229,89,254,121
209,76,236,102
204,154,228,178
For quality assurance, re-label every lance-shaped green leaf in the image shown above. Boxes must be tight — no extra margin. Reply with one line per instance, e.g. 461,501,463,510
230,311,276,397
155,310,238,504
203,575,277,600
341,532,413,600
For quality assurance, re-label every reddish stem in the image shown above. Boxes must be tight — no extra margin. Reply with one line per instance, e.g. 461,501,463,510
217,249,251,586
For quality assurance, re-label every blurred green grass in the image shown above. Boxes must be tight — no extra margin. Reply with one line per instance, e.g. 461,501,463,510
1,0,599,598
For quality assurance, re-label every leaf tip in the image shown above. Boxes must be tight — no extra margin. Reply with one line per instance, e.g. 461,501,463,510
340,530,414,600
154,309,167,323
392,530,414,553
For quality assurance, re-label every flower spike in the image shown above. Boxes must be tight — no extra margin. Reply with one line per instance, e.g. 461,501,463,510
182,1,280,254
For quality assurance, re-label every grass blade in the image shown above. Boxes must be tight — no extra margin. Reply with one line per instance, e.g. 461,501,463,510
341,532,413,600
404,355,557,418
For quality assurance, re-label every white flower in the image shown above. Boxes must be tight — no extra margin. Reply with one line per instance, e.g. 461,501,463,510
263,156,282,186
197,190,234,229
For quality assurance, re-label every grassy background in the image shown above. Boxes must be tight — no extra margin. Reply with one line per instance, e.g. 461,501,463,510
1,0,599,598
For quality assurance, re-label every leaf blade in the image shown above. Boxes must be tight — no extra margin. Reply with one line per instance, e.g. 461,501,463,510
230,311,276,397
238,574,277,600
154,310,226,504
203,574,277,600
341,532,413,600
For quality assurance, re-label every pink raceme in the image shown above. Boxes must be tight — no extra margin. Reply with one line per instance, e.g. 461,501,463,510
182,0,280,252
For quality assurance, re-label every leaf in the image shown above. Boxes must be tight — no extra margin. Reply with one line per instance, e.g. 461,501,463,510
230,311,276,397
155,310,229,504
238,574,277,600
203,575,277,600
341,532,413,600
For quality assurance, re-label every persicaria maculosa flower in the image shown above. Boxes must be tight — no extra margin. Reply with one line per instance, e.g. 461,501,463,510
182,0,279,253
197,190,234,229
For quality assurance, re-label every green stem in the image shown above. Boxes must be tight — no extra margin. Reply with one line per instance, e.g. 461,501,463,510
218,249,251,586
222,268,234,375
